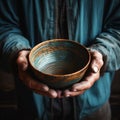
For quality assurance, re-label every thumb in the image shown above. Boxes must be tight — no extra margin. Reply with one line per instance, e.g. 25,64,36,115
90,50,103,73
91,65,99,73
16,50,30,71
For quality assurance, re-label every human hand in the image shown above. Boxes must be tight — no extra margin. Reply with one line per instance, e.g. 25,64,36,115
16,50,57,98
62,50,104,97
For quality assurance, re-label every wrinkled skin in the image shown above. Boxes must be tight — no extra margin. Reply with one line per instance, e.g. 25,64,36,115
16,49,104,98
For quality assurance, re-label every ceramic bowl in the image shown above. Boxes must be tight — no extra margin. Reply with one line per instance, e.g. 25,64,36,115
28,39,91,89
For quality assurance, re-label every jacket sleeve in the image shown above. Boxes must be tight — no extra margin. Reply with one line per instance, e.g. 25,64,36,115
89,2,120,72
0,0,31,72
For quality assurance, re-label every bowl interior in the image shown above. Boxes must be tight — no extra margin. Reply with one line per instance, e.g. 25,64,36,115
29,40,90,75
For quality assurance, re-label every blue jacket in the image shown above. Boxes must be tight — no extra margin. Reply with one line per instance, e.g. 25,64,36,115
0,0,120,119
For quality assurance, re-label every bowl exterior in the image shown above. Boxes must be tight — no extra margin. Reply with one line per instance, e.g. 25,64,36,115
29,39,91,89
31,65,88,89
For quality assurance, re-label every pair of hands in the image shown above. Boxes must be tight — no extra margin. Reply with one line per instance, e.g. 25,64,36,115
16,49,104,98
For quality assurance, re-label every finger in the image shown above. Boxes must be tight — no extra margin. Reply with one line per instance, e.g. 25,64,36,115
18,68,49,92
30,80,49,92
69,91,85,97
18,69,58,98
63,89,84,97
63,89,71,97
48,89,58,98
92,66,99,73
90,50,104,73
17,56,28,71
72,81,90,91
90,62,101,74
17,51,30,71
25,74,49,92
57,90,63,98
72,71,100,91
33,88,57,98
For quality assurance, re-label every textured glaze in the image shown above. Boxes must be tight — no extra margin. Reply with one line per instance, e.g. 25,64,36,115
29,39,91,89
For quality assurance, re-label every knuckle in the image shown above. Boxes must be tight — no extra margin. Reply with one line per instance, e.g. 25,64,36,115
16,56,24,65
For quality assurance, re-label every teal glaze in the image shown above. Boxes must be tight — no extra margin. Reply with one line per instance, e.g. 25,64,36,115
29,39,91,89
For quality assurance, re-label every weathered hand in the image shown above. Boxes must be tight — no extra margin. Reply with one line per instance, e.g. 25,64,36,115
62,50,104,97
16,50,57,98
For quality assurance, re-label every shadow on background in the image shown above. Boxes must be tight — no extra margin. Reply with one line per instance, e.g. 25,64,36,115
110,70,120,120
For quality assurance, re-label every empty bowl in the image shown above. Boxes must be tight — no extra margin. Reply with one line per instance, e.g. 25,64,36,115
28,39,91,89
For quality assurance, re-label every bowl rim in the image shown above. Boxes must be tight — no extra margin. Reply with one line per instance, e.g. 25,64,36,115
28,39,91,77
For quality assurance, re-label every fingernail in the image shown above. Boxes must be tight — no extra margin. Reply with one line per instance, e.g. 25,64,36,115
42,86,49,91
93,66,99,73
73,89,77,92
66,94,70,97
